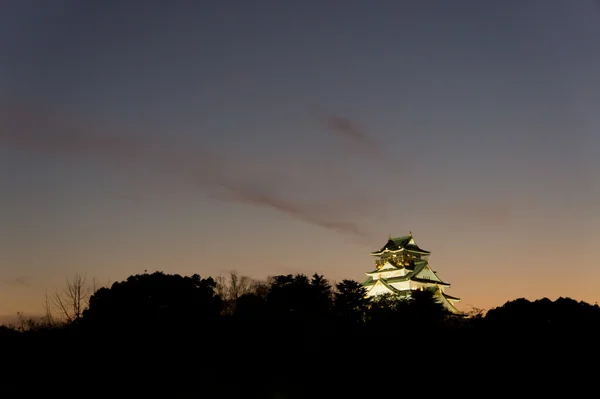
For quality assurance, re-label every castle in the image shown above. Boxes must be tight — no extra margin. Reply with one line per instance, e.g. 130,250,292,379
362,233,460,313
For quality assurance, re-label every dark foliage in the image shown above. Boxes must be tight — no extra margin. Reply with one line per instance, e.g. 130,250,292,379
2,271,599,397
81,271,222,336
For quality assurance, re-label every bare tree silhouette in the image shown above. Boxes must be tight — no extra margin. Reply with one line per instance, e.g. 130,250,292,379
52,274,90,323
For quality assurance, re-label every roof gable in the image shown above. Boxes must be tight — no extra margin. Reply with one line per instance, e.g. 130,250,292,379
413,264,444,284
371,234,430,255
380,262,398,271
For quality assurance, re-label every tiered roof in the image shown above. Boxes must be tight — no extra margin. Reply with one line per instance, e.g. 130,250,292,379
370,234,430,256
363,259,451,288
364,233,461,311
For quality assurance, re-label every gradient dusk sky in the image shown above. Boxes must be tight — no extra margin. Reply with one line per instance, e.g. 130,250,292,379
1,0,599,318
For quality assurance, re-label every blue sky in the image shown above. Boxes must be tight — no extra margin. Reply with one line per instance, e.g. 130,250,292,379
1,0,599,316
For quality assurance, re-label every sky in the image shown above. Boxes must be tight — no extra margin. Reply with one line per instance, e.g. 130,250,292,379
1,0,599,319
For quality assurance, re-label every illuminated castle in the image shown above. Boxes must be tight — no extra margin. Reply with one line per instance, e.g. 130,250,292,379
362,232,460,314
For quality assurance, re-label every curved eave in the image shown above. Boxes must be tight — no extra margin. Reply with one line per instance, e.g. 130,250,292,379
386,275,410,283
366,267,400,275
443,293,461,302
364,278,406,295
411,278,451,287
405,248,431,255
368,262,402,272
371,248,431,256
367,276,449,286
365,276,411,286
370,248,404,256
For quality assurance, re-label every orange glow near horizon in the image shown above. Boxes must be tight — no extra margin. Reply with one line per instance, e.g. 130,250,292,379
2,1,600,320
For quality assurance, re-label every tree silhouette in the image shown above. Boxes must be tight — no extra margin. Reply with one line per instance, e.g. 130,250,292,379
266,274,307,320
234,291,268,320
215,271,257,315
366,293,408,322
334,279,368,323
81,271,221,335
52,273,90,323
309,273,333,317
4,269,600,396
406,287,448,328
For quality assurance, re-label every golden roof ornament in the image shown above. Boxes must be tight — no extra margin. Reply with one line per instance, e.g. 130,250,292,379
409,231,412,237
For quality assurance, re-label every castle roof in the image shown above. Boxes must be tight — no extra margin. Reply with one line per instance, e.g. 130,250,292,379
366,258,428,276
370,234,430,256
364,233,461,311
363,260,450,287
442,292,461,301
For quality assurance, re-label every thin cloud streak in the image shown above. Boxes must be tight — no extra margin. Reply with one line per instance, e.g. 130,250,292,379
316,110,416,183
0,99,157,167
202,176,372,238
320,113,381,155
325,115,371,145
2,276,29,287
1,98,380,239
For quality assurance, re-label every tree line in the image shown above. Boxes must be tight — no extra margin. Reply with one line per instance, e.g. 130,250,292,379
2,270,599,397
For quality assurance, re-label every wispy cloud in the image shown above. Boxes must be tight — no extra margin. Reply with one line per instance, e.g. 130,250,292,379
3,276,29,287
325,115,371,145
319,112,381,155
0,100,151,162
1,98,381,239
316,110,414,181
207,176,371,238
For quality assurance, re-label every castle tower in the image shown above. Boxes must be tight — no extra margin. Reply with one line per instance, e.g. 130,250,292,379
362,233,461,314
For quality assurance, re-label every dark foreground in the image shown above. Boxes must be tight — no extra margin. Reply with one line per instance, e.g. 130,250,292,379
4,316,599,397
2,272,599,397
